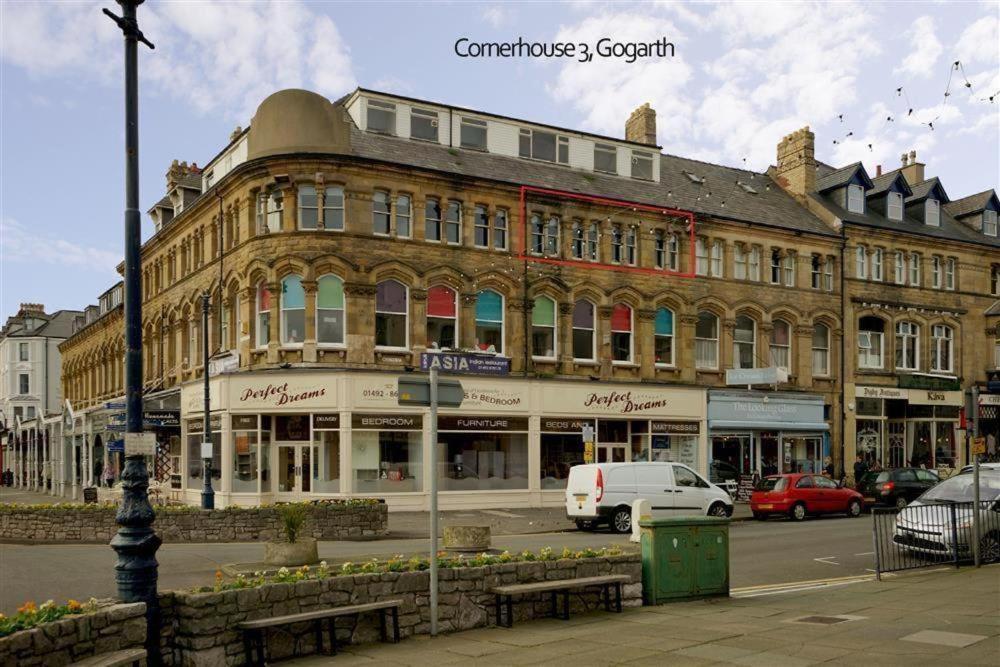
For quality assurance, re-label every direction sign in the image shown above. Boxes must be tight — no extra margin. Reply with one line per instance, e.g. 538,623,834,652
397,377,464,407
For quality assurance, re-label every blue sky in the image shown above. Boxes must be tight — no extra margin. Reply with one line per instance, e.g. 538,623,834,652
1,1,997,318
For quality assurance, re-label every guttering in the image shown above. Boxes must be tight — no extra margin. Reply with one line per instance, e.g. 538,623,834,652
839,220,847,478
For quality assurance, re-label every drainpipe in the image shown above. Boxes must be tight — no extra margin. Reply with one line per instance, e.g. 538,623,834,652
215,187,225,355
839,223,847,479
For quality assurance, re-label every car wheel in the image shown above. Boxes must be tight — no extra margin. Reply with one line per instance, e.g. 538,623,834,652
708,503,729,518
980,533,1000,563
790,502,807,522
895,496,908,510
575,519,594,531
611,507,632,534
848,499,862,517
753,512,768,521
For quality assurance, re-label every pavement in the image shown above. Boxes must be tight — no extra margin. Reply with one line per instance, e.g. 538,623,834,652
287,565,1000,666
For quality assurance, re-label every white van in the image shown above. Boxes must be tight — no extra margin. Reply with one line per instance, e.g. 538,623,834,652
565,462,734,533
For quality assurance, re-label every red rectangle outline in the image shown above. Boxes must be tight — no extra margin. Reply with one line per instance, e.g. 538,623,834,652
517,185,697,278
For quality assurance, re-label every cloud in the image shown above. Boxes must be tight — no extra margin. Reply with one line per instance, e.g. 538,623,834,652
894,16,942,79
0,1,356,123
954,15,999,66
482,5,512,28
0,217,121,274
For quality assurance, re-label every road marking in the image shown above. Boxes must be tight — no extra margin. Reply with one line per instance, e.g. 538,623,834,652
732,574,874,598
733,573,875,593
854,551,874,556
480,510,524,518
814,556,840,565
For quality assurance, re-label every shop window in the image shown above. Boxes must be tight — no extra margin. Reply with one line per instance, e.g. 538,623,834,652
255,282,270,348
280,275,305,345
858,316,884,369
770,319,791,372
895,321,920,371
425,197,442,242
312,414,340,493
572,299,595,361
931,324,953,373
611,304,633,363
316,275,345,346
298,185,318,230
695,311,718,369
323,186,344,231
531,296,556,359
375,280,408,349
438,427,529,491
654,307,674,366
353,420,422,493
232,415,260,493
426,285,457,350
475,289,504,354
186,419,221,491
812,324,830,376
540,421,589,488
733,315,756,369
372,190,391,235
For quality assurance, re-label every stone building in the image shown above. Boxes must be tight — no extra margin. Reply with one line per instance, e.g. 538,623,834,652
53,88,996,508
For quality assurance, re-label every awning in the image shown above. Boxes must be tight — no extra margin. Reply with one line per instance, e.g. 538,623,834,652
710,420,829,432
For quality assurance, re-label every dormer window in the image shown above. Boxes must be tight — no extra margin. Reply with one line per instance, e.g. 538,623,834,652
632,151,653,180
984,209,998,236
366,100,396,135
519,128,568,164
410,107,438,142
925,199,940,226
887,192,903,221
460,117,488,150
847,184,865,213
594,144,617,174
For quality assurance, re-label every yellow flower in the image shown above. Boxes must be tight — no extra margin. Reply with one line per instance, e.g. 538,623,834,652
67,600,82,611
17,601,36,614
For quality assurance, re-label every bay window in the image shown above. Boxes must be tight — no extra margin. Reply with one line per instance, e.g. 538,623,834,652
426,285,457,350
572,300,595,361
611,304,633,363
531,296,557,359
654,307,674,366
280,275,305,345
475,290,504,353
375,280,408,349
316,275,345,346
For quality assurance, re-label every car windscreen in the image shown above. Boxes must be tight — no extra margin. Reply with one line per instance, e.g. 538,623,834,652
919,471,1000,503
860,472,885,485
757,477,786,492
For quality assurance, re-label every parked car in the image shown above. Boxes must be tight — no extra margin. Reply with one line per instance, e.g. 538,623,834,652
857,467,940,509
750,473,864,521
565,462,734,533
710,460,739,484
893,463,1000,561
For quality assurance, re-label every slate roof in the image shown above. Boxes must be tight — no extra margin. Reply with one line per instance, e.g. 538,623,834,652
1,310,83,340
815,162,865,192
867,170,912,198
944,190,996,219
348,127,837,237
906,177,949,204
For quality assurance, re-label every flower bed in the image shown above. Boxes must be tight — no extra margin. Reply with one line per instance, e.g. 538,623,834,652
0,499,386,543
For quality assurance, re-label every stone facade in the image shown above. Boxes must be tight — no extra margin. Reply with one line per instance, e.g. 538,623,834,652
161,554,641,665
0,602,146,667
0,502,386,543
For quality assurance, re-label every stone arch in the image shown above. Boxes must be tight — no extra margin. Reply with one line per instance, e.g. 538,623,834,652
608,285,643,310
371,260,422,286
423,266,468,292
272,255,311,281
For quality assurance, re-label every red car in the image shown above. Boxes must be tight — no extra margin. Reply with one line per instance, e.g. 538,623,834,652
750,473,864,521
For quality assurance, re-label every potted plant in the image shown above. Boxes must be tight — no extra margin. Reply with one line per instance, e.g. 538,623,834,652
264,503,318,566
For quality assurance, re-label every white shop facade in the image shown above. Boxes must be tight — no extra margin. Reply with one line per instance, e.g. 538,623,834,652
179,370,707,510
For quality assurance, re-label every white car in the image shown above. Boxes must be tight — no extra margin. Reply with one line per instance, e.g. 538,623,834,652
565,462,734,533
892,463,1000,561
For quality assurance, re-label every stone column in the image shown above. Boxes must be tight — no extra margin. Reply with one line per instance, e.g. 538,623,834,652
558,301,575,374
722,318,736,371
460,292,478,350
316,174,327,230
760,322,774,371
266,281,281,363
284,186,298,232
637,308,656,379
597,305,613,379
508,297,529,373
411,288,428,356
239,286,254,365
795,324,814,388
679,314,698,383
302,280,318,363
345,283,377,364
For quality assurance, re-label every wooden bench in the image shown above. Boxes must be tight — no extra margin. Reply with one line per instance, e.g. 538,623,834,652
237,599,402,666
70,647,147,667
492,574,630,628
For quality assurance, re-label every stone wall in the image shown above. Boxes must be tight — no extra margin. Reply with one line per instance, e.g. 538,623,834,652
0,603,146,667
163,554,641,666
0,502,387,544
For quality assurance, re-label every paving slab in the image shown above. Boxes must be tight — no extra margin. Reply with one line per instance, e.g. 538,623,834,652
900,629,989,648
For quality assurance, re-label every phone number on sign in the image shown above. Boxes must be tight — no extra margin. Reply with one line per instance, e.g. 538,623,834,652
454,37,675,63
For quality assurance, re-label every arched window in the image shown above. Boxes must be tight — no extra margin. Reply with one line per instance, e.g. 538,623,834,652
812,324,830,376
316,275,345,345
654,308,674,366
298,185,318,229
375,280,408,348
475,290,504,353
858,316,885,369
531,296,556,359
733,315,756,369
931,325,953,373
572,300,595,361
611,304,633,363
770,320,791,372
895,321,919,371
426,286,457,350
255,283,271,348
281,275,305,345
695,311,718,369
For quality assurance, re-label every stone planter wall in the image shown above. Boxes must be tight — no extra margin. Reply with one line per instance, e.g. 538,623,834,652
0,603,146,667
0,502,387,543
162,554,641,666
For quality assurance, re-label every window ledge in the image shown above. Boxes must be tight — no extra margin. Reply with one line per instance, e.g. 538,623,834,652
612,362,638,368
532,356,558,363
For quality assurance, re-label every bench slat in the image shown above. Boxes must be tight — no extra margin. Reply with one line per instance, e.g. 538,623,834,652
493,574,630,596
238,599,403,630
71,647,148,667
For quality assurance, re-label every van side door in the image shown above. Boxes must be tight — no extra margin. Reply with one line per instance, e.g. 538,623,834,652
634,464,675,518
671,465,707,516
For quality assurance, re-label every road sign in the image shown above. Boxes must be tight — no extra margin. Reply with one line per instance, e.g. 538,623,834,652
972,437,986,456
397,377,464,407
125,432,157,456
419,352,510,375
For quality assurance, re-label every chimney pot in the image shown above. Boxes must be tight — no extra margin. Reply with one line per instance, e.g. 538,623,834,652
901,153,909,167
876,164,882,177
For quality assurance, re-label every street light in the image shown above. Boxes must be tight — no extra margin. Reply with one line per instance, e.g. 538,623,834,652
201,291,214,510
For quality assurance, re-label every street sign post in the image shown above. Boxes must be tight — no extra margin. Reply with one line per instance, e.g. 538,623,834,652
582,424,595,464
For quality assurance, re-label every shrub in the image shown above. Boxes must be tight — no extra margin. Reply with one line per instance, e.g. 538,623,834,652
277,503,308,543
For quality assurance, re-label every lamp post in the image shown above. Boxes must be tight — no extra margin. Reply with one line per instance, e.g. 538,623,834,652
201,291,214,509
104,1,160,664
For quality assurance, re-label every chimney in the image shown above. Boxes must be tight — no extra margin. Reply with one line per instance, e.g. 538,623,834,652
18,303,45,316
625,103,657,145
876,164,882,177
774,126,816,198
230,126,243,143
900,149,924,185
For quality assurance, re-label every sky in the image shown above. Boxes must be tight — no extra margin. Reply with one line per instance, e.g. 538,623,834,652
1,0,998,318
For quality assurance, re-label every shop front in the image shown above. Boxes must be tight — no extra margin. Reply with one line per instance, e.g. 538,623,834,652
179,371,707,510
853,385,963,472
977,393,999,461
707,391,830,497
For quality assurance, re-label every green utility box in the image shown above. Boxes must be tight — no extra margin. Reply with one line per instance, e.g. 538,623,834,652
639,516,730,604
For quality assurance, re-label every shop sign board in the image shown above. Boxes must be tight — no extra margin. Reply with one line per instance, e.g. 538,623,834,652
898,374,961,391
125,432,156,456
351,413,423,430
857,386,962,406
419,352,510,376
208,351,239,377
979,394,1000,406
357,375,525,412
233,379,329,410
542,384,704,418
725,367,788,386
108,439,125,453
437,415,529,431
709,392,825,427
312,414,340,429
540,418,594,433
651,421,700,434
144,411,180,427
105,401,126,410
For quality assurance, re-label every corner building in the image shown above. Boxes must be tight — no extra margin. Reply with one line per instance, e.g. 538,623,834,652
62,89,860,508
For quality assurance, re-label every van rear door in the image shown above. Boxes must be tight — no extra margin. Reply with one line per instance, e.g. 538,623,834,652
565,465,599,518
